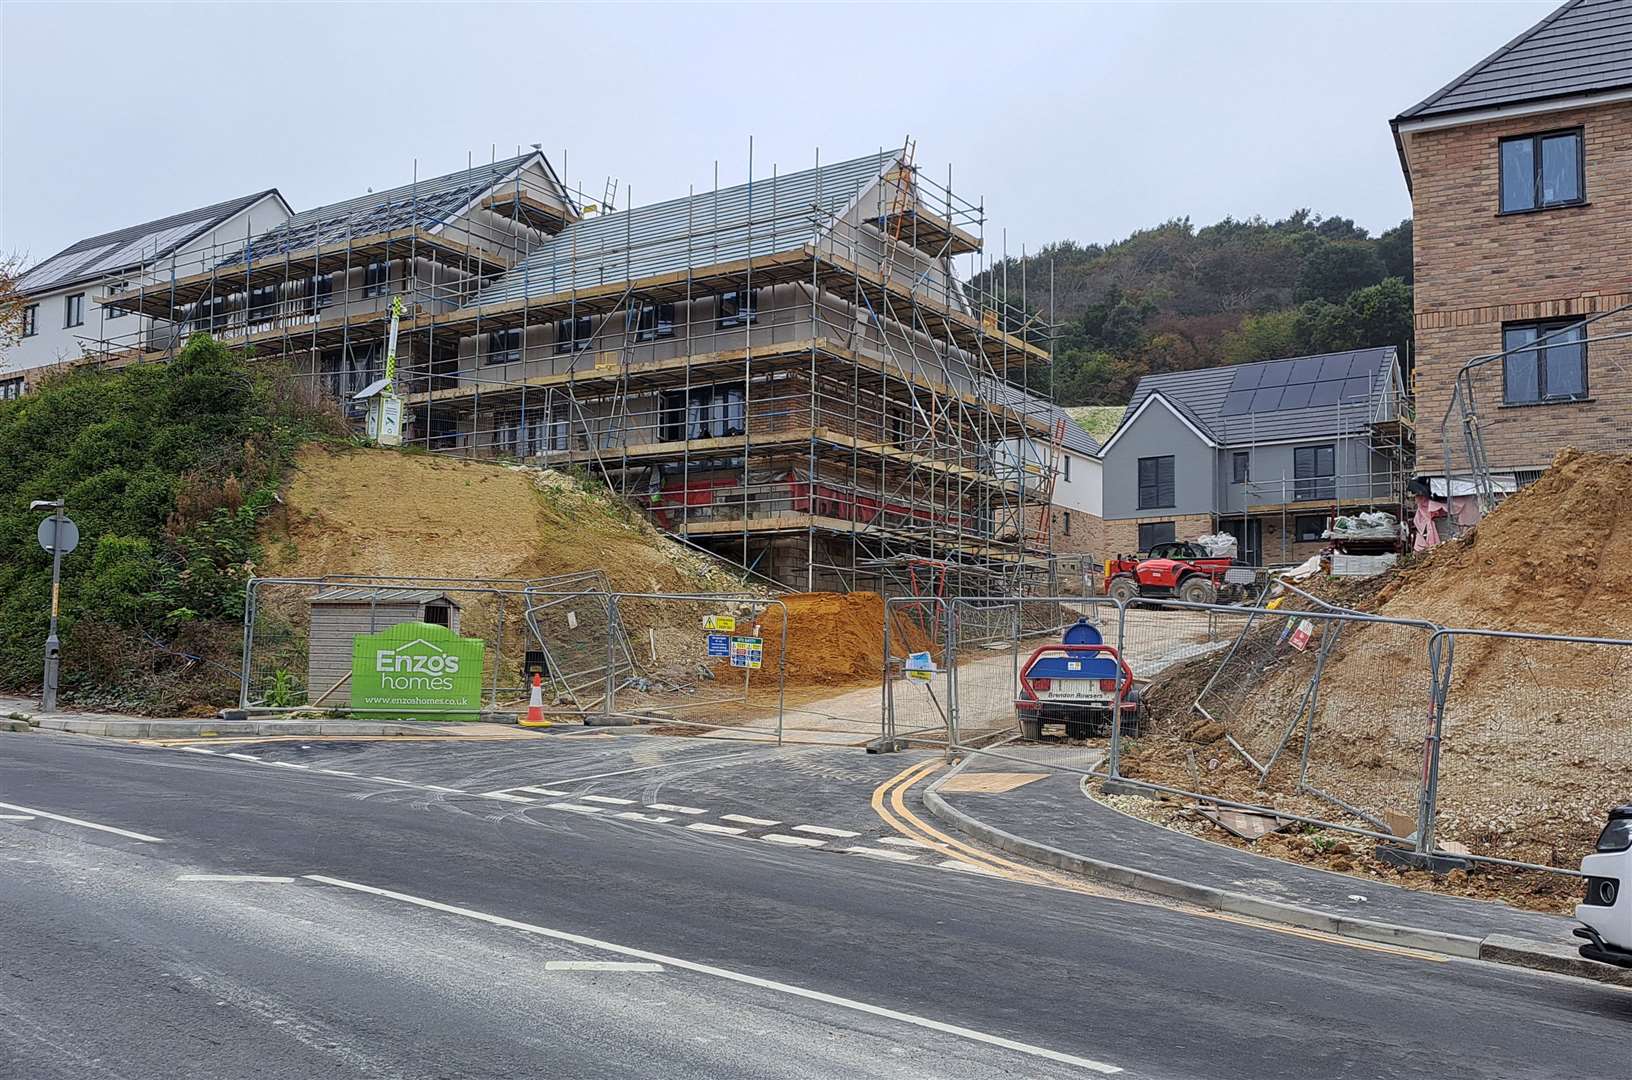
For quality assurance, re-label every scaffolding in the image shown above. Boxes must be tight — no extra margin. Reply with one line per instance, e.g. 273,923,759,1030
88,143,1060,597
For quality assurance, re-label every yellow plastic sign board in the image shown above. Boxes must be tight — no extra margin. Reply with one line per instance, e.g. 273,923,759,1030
703,615,736,632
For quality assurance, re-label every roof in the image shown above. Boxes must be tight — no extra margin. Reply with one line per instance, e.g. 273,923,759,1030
471,151,897,306
979,380,1100,457
18,189,284,296
1111,347,1398,450
309,587,459,606
1395,0,1632,123
224,152,563,265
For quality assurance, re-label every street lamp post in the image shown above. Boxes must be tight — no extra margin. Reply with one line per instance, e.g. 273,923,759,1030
31,498,77,713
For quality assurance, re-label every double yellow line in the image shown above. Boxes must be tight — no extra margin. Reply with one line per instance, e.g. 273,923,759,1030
870,757,1447,962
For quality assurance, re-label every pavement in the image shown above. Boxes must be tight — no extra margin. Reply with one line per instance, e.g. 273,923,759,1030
5,727,1632,1079
923,744,1628,987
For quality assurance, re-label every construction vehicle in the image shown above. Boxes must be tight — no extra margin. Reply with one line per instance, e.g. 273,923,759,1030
1574,804,1632,969
1013,619,1144,740
1103,541,1238,605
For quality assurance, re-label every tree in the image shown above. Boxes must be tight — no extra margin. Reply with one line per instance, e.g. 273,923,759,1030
1375,220,1413,284
1294,241,1388,304
0,253,29,364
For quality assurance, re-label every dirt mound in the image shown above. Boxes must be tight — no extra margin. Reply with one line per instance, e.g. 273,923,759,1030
260,445,740,594
754,593,932,688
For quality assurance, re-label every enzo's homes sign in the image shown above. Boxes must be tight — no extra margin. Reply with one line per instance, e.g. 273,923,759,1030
350,621,486,718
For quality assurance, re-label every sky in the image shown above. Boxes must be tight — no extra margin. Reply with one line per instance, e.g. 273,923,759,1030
2,0,1559,271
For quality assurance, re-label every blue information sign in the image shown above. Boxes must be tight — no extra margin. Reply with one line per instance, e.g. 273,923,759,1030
706,633,730,657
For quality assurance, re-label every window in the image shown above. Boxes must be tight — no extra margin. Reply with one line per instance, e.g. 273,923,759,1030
1138,521,1175,552
190,295,226,333
718,287,759,328
1232,451,1250,485
104,302,126,321
555,314,594,353
1063,510,1072,536
22,304,37,337
1499,129,1583,213
661,383,746,440
1295,514,1327,543
64,293,85,328
1502,319,1586,404
0,376,23,401
363,261,389,299
632,302,676,342
485,328,522,365
1293,444,1336,502
1137,455,1175,510
248,282,279,324
495,412,521,455
422,603,451,628
308,274,334,313
1063,454,1071,482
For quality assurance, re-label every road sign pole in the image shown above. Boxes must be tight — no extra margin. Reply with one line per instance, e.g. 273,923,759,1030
42,506,65,712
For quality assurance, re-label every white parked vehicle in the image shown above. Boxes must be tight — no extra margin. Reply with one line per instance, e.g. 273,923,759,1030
1575,805,1632,968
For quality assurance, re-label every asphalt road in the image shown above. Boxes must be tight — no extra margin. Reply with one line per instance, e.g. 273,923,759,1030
2,730,1629,1079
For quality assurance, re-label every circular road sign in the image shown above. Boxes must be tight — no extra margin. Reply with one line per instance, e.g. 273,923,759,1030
37,515,80,557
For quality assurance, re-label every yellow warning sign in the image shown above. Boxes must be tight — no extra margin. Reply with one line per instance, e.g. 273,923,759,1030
703,615,736,632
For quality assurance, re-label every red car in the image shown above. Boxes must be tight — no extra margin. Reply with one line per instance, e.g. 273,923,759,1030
1103,541,1235,605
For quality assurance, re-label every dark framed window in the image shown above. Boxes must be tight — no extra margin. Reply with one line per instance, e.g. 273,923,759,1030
64,293,85,328
308,273,334,313
1063,510,1072,536
104,301,127,321
554,314,594,354
1063,454,1071,482
1499,129,1583,214
22,304,38,337
0,376,23,401
248,282,279,323
1293,444,1336,502
191,295,226,333
718,287,759,329
1294,514,1327,543
1231,451,1250,485
1138,521,1175,551
485,328,522,365
1137,455,1175,510
660,389,688,442
632,301,676,342
363,261,389,298
1502,319,1587,404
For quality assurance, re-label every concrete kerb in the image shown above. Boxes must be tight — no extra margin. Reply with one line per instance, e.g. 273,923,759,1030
920,755,1632,986
24,714,441,739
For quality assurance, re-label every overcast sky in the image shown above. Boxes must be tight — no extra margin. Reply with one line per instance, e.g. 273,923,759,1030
2,1,1557,270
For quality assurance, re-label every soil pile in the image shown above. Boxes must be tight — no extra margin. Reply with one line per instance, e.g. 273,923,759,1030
754,592,933,688
1123,449,1632,883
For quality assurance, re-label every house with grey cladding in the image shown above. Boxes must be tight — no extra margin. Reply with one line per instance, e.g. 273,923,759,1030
1099,347,1412,565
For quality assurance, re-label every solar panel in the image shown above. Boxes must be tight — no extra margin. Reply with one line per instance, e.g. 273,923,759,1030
1257,362,1292,388
1342,376,1373,401
1319,353,1353,380
1279,383,1313,410
1309,380,1342,406
1219,389,1254,416
1250,387,1283,412
1289,356,1325,384
1231,366,1263,391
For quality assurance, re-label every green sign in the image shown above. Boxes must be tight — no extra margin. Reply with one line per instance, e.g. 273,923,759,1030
350,621,485,718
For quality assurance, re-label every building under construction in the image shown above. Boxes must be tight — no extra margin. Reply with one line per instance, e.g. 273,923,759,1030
96,144,1061,594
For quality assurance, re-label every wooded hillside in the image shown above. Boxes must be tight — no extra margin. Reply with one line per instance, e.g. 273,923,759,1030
982,212,1412,406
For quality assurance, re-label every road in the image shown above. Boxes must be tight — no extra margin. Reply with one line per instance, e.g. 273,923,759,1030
2,729,1628,1079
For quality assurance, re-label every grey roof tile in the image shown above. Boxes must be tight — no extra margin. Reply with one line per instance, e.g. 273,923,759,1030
1396,0,1632,121
1120,347,1398,448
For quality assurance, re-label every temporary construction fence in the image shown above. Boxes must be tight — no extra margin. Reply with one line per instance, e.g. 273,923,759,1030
240,574,787,741
878,590,1632,876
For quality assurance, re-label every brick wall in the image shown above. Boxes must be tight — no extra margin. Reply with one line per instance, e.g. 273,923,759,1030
1022,505,1105,558
1405,100,1632,472
1102,513,1215,558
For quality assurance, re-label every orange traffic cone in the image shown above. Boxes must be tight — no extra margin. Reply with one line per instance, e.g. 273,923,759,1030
520,672,551,728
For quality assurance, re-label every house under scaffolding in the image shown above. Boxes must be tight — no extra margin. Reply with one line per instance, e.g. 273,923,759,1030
96,144,1060,595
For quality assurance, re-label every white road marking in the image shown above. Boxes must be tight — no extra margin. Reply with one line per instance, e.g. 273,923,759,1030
537,751,754,787
421,785,468,795
685,822,746,836
647,802,706,815
545,802,606,815
176,874,295,883
306,876,1122,1074
0,802,164,843
938,859,1003,877
321,769,358,778
368,776,417,786
545,961,664,973
578,795,636,806
178,746,217,755
479,791,536,803
0,814,37,821
615,811,674,824
792,825,860,838
271,761,309,770
878,837,934,849
514,786,571,797
761,833,827,848
225,753,261,762
722,814,780,826
844,847,920,863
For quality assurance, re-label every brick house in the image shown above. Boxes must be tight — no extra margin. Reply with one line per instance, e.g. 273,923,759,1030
1391,0,1632,491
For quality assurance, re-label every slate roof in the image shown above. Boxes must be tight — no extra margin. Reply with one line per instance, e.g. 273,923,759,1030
18,189,283,296
981,380,1101,456
1116,347,1398,449
221,152,565,266
471,151,896,305
1395,0,1632,122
